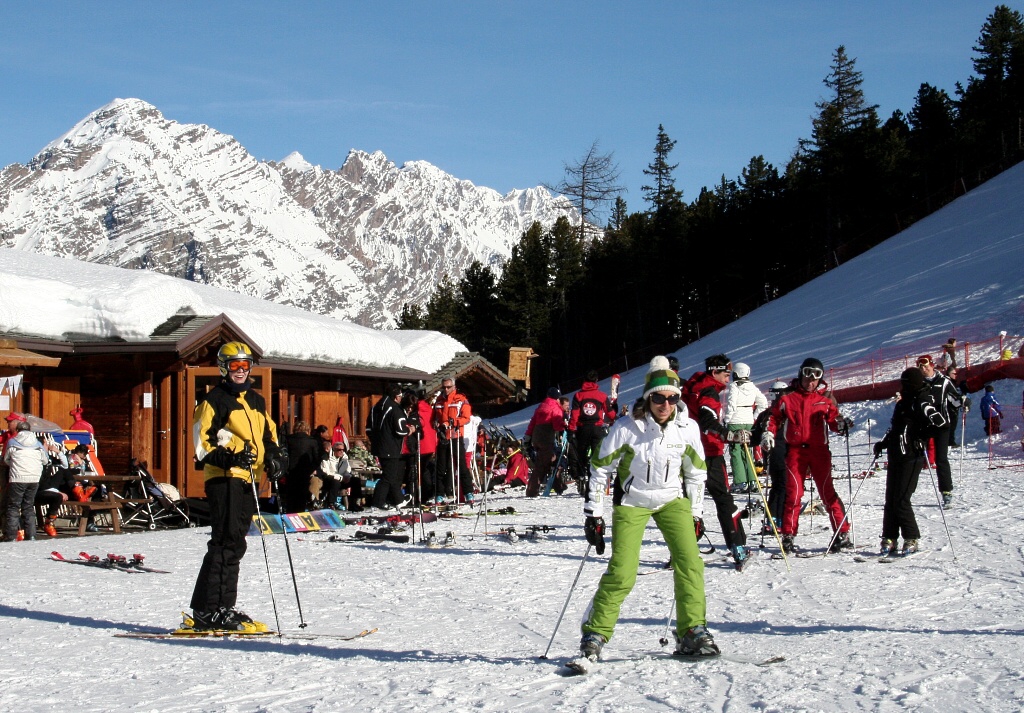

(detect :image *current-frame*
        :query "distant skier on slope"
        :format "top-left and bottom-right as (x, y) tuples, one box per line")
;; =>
(571, 356), (717, 673)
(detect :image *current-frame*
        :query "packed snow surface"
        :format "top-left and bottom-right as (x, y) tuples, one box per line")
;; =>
(1, 418), (1023, 712)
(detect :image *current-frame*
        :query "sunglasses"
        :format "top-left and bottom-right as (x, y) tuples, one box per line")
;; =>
(801, 367), (823, 379)
(649, 392), (681, 405)
(227, 359), (252, 371)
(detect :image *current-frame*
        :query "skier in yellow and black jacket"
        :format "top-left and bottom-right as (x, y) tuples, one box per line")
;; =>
(189, 341), (287, 632)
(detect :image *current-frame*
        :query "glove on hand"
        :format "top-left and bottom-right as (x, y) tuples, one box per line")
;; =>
(726, 430), (751, 444)
(206, 446), (254, 472)
(761, 432), (775, 451)
(522, 435), (532, 447)
(873, 441), (885, 458)
(694, 517), (705, 541)
(835, 416), (854, 436)
(264, 444), (289, 483)
(585, 516), (606, 555)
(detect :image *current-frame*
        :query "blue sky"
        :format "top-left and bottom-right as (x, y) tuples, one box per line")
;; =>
(0, 2), (1004, 217)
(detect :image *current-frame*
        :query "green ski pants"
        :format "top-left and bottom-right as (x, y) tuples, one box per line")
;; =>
(728, 423), (756, 485)
(581, 496), (706, 641)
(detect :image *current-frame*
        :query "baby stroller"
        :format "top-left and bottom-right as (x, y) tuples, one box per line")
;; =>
(118, 458), (193, 529)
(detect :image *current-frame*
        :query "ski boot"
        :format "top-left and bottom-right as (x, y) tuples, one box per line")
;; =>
(730, 545), (749, 571)
(673, 625), (721, 657)
(941, 492), (953, 509)
(901, 539), (919, 556)
(781, 535), (799, 554)
(879, 538), (897, 557)
(829, 531), (853, 553)
(569, 632), (606, 671)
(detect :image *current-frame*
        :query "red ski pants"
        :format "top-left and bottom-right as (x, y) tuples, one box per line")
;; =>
(781, 446), (848, 536)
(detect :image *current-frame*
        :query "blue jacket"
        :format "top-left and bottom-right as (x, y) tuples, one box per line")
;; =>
(980, 392), (1002, 419)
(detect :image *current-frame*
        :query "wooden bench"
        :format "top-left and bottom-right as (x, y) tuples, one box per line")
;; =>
(60, 500), (123, 536)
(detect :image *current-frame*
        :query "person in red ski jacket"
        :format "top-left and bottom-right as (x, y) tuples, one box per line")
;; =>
(763, 357), (854, 554)
(681, 354), (749, 569)
(431, 377), (474, 503)
(524, 386), (568, 497)
(568, 371), (616, 473)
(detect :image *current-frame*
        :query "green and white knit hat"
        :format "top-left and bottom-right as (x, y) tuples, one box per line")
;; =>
(643, 356), (681, 399)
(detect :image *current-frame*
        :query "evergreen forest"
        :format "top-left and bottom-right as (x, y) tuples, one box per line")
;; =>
(398, 5), (1024, 400)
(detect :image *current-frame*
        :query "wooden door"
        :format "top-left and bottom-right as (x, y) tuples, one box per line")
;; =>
(182, 366), (273, 498)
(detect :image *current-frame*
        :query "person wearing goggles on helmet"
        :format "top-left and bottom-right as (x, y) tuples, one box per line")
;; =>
(761, 358), (853, 555)
(189, 341), (287, 633)
(570, 356), (715, 674)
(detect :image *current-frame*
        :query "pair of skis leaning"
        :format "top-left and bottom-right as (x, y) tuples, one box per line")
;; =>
(50, 551), (169, 573)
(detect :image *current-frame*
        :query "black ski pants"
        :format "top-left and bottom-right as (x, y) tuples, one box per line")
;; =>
(705, 455), (746, 548)
(927, 427), (952, 493)
(435, 437), (472, 499)
(372, 456), (406, 508)
(4, 482), (39, 540)
(191, 476), (256, 613)
(882, 454), (923, 541)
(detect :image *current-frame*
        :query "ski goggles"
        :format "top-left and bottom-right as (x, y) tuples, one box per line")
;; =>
(916, 355), (933, 366)
(708, 365), (731, 374)
(227, 359), (253, 372)
(801, 366), (824, 380)
(649, 392), (681, 405)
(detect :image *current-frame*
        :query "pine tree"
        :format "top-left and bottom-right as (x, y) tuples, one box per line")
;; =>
(957, 5), (1024, 163)
(548, 140), (623, 241)
(397, 303), (426, 330)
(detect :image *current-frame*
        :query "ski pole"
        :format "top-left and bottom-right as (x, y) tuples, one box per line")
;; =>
(957, 408), (965, 488)
(246, 460), (282, 637)
(659, 597), (675, 647)
(822, 454), (879, 558)
(743, 443), (790, 572)
(845, 432), (855, 546)
(922, 455), (958, 561)
(271, 475), (308, 628)
(539, 544), (591, 659)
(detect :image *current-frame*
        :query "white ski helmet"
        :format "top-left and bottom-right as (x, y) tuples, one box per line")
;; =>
(733, 362), (751, 380)
(769, 380), (788, 398)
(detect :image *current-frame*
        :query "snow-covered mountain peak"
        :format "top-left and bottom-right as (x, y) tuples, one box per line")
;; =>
(1, 98), (578, 328)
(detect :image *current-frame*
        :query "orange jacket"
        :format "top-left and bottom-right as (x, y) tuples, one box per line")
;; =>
(432, 389), (472, 441)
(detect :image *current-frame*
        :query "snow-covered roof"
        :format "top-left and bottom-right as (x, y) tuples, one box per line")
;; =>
(0, 249), (466, 372)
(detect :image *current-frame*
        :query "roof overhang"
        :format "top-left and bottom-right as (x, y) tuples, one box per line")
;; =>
(0, 339), (62, 368)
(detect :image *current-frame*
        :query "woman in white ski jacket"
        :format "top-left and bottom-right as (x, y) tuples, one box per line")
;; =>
(723, 362), (768, 492)
(571, 356), (718, 672)
(3, 420), (52, 541)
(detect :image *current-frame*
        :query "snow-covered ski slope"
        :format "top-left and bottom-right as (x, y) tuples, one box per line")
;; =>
(2, 164), (1024, 712)
(503, 160), (1023, 426)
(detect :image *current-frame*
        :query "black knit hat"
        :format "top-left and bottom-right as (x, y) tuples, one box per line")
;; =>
(705, 353), (731, 371)
(900, 367), (925, 394)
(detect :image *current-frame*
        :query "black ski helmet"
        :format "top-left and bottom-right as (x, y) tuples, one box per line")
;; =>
(799, 357), (824, 376)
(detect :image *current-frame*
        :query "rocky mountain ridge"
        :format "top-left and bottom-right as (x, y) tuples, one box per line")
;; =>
(0, 98), (576, 328)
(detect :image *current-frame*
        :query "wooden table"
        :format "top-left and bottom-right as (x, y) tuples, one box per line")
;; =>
(64, 475), (140, 536)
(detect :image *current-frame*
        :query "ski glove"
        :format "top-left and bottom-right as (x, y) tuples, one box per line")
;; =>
(264, 444), (289, 483)
(761, 432), (775, 451)
(694, 517), (705, 541)
(205, 446), (255, 472)
(834, 416), (854, 436)
(585, 516), (606, 555)
(873, 440), (885, 458)
(726, 430), (751, 444)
